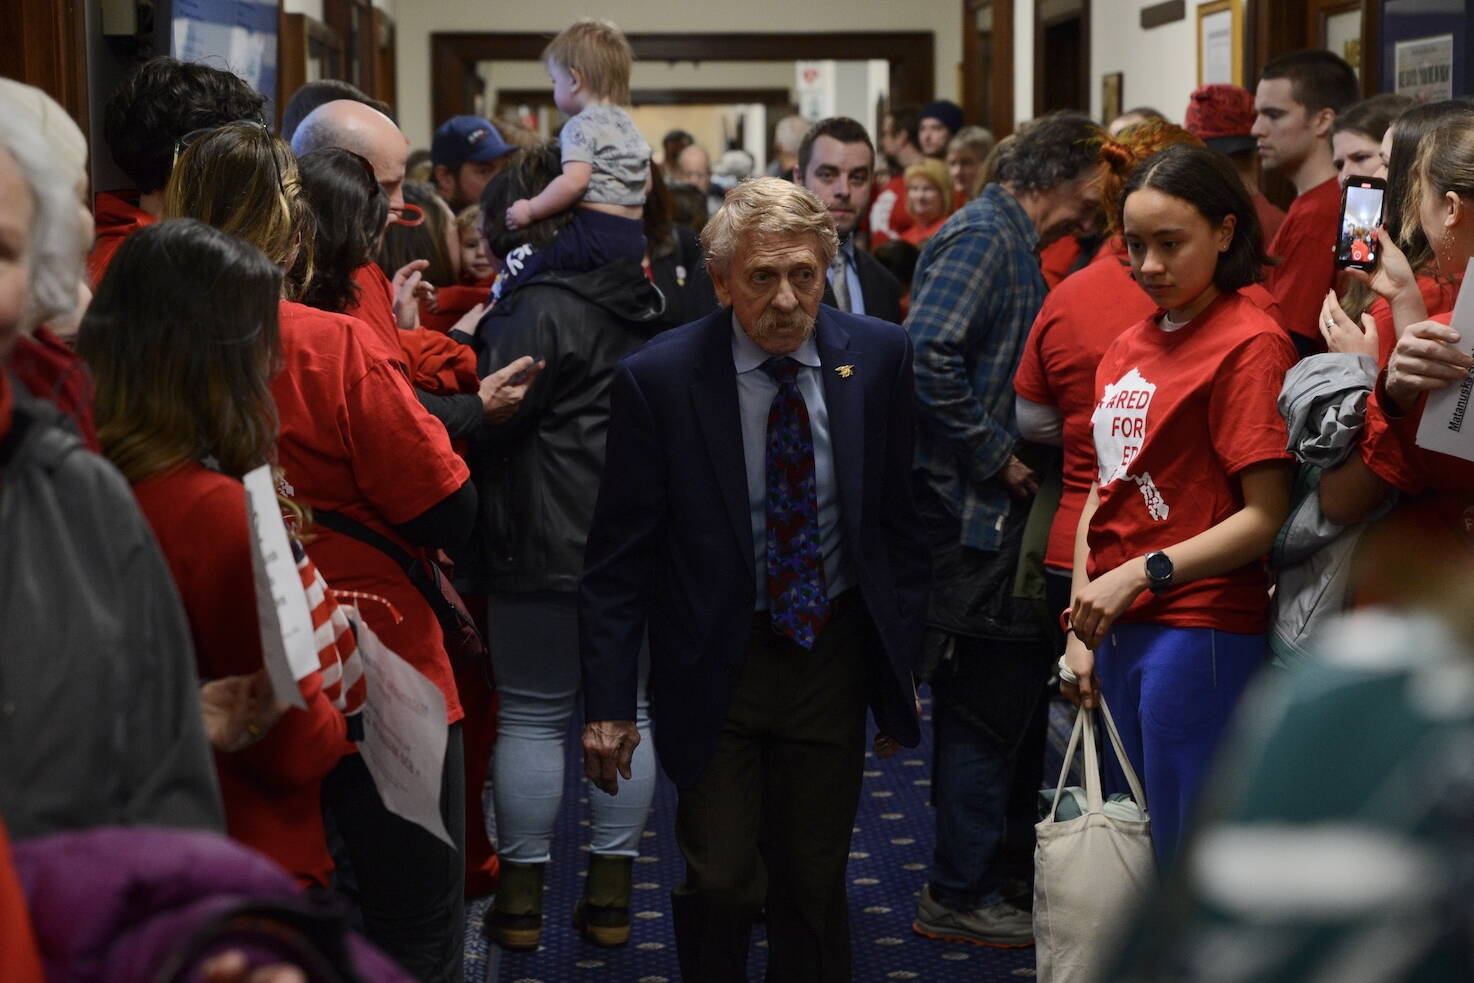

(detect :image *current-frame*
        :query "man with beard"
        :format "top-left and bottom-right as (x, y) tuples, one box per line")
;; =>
(578, 177), (929, 982)
(794, 117), (903, 323)
(904, 110), (1113, 947)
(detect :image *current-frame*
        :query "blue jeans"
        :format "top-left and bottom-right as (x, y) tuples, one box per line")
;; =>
(489, 591), (655, 863)
(1093, 623), (1266, 868)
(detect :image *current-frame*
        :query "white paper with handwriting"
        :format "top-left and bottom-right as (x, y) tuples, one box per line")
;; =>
(1415, 259), (1474, 462)
(244, 464), (316, 709)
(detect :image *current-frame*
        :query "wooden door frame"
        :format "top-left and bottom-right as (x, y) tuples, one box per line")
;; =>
(962, 0), (1014, 136)
(1034, 0), (1091, 117)
(430, 31), (935, 130)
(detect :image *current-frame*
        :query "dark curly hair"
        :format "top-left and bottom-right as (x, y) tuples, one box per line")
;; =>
(478, 142), (574, 260)
(991, 111), (1107, 193)
(103, 56), (266, 194)
(296, 149), (388, 314)
(1121, 143), (1270, 292)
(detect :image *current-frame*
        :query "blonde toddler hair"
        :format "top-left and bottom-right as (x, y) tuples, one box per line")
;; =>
(543, 19), (634, 105)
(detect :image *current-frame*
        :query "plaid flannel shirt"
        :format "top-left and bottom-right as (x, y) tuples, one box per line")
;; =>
(905, 183), (1046, 552)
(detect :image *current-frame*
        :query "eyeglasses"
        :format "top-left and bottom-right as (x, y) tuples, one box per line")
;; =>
(171, 119), (285, 196)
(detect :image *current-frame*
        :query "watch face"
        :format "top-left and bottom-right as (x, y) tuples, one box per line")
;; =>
(1146, 552), (1172, 581)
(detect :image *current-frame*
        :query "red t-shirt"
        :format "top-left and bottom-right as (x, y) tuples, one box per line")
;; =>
(1088, 291), (1296, 633)
(272, 300), (469, 723)
(87, 191), (156, 288)
(0, 820), (41, 983)
(1015, 238), (1285, 571)
(132, 462), (350, 887)
(1039, 236), (1082, 290)
(1252, 192), (1286, 246)
(7, 327), (99, 451)
(1266, 176), (1341, 346)
(420, 283), (490, 334)
(868, 174), (914, 246)
(1368, 273), (1461, 367)
(345, 264), (410, 372)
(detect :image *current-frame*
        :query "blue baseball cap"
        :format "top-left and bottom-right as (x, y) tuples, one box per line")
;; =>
(431, 115), (515, 167)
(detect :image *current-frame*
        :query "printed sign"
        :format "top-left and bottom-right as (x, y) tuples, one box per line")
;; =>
(1394, 35), (1454, 103)
(1415, 258), (1474, 462)
(244, 464), (316, 708)
(352, 609), (453, 847)
(1092, 367), (1171, 521)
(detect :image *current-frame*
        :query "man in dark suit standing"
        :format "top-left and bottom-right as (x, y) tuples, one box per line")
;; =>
(579, 177), (928, 982)
(794, 117), (904, 324)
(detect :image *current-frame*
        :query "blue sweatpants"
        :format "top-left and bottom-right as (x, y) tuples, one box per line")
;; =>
(1092, 623), (1266, 870)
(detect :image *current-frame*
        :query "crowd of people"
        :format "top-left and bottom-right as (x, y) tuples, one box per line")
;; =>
(2, 15), (1473, 982)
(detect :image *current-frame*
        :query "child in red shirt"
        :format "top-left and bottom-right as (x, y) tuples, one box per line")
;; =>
(422, 205), (495, 334)
(1061, 145), (1296, 866)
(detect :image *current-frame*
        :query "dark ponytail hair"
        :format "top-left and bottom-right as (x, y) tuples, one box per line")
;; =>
(1120, 143), (1271, 292)
(296, 148), (388, 314)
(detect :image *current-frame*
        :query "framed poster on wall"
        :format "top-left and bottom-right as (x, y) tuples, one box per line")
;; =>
(1101, 72), (1122, 126)
(1381, 0), (1471, 101)
(1197, 0), (1243, 85)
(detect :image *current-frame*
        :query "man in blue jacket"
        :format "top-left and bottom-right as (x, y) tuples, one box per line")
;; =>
(578, 177), (929, 982)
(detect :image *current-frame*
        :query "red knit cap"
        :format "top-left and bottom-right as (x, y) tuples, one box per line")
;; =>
(1184, 84), (1256, 145)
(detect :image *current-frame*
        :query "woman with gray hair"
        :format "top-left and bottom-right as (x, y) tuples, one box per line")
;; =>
(0, 83), (97, 448)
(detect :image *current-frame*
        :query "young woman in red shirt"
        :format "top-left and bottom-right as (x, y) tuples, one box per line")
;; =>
(164, 124), (485, 983)
(80, 218), (352, 887)
(1061, 144), (1297, 866)
(1319, 109), (1474, 597)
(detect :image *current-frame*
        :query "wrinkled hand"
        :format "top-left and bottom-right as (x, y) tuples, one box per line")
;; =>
(1000, 455), (1039, 500)
(1070, 559), (1148, 650)
(392, 259), (432, 330)
(199, 949), (308, 983)
(1319, 290), (1380, 360)
(1385, 318), (1474, 412)
(479, 355), (545, 422)
(1059, 635), (1098, 710)
(505, 199), (535, 229)
(582, 720), (639, 796)
(200, 669), (289, 753)
(1345, 228), (1417, 303)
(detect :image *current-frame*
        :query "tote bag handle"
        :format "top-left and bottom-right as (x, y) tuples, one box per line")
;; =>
(1046, 694), (1149, 822)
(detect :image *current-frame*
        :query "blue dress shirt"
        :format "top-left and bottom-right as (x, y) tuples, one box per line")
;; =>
(731, 314), (854, 610)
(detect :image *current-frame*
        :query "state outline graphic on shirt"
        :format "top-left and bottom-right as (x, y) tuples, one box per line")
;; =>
(1092, 365), (1170, 521)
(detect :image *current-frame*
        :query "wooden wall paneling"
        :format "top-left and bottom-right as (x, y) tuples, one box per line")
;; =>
(278, 11), (307, 131)
(991, 0), (1015, 136)
(0, 0), (89, 134)
(372, 7), (397, 114)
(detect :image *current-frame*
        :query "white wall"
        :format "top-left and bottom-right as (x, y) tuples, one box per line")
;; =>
(394, 0), (962, 148)
(1089, 0), (1224, 125)
(1013, 0), (1034, 125)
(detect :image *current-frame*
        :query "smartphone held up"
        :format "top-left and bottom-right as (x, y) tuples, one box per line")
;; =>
(1335, 176), (1386, 273)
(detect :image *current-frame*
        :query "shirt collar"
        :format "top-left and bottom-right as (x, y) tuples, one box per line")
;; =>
(731, 311), (822, 373)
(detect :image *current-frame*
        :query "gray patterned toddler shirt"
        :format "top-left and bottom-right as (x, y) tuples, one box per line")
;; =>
(560, 104), (651, 206)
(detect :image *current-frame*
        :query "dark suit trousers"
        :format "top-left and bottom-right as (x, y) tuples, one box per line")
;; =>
(672, 590), (872, 983)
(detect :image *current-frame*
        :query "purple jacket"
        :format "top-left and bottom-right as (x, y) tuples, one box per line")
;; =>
(14, 827), (413, 982)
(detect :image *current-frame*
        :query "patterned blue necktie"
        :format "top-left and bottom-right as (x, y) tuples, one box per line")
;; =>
(762, 356), (830, 649)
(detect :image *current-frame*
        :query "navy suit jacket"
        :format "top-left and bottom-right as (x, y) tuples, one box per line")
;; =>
(578, 304), (930, 789)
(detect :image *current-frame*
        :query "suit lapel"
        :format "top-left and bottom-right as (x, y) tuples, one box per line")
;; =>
(816, 310), (865, 539)
(688, 309), (757, 581)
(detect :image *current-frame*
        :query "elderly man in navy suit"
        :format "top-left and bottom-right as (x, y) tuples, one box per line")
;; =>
(578, 177), (929, 982)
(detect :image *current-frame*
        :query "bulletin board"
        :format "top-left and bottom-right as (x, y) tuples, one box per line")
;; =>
(171, 0), (279, 121)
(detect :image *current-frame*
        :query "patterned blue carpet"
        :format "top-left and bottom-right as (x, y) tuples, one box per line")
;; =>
(464, 692), (1074, 982)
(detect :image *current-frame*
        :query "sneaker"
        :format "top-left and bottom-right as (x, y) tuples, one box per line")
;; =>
(912, 885), (1034, 947)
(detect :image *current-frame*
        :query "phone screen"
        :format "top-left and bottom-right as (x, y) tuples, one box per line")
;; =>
(1336, 181), (1385, 270)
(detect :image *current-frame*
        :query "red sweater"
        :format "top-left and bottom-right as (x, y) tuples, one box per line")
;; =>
(132, 463), (351, 887)
(87, 191), (156, 289)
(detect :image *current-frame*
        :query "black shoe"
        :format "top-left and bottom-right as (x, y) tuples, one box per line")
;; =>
(573, 898), (631, 947)
(487, 908), (543, 951)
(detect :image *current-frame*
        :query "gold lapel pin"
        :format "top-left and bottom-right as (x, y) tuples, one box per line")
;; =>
(836, 364), (854, 378)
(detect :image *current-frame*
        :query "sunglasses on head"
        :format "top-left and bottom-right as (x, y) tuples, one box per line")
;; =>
(172, 119), (285, 195)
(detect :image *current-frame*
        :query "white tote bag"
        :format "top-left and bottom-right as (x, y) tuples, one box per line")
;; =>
(1033, 696), (1155, 983)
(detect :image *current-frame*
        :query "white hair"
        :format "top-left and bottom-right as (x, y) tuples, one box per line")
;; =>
(0, 112), (84, 331)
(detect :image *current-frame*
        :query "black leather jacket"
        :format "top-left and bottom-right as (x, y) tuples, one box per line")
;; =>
(453, 259), (665, 594)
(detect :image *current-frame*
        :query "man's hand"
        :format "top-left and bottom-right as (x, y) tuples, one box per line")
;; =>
(582, 719), (640, 796)
(1386, 319), (1474, 412)
(505, 199), (535, 229)
(479, 355), (545, 422)
(391, 259), (433, 330)
(200, 669), (289, 753)
(1000, 455), (1039, 500)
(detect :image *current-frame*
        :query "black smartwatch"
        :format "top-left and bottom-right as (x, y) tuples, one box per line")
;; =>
(1144, 550), (1174, 594)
